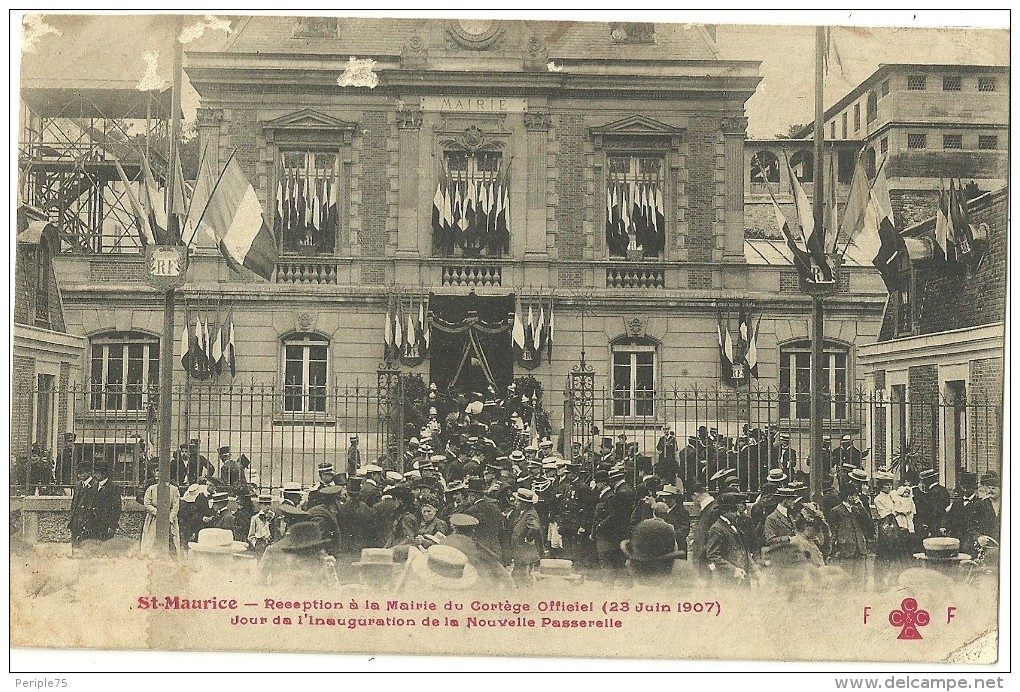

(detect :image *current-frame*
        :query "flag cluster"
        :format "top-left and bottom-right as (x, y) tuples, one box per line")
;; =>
(837, 156), (906, 291)
(606, 178), (666, 258)
(432, 160), (511, 256)
(181, 315), (236, 380)
(275, 156), (341, 251)
(717, 306), (760, 385)
(934, 178), (983, 264)
(112, 154), (187, 248)
(384, 296), (430, 366)
(512, 296), (554, 370)
(764, 154), (838, 283)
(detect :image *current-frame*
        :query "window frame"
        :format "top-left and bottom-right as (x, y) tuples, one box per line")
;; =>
(978, 135), (999, 150)
(279, 332), (331, 417)
(438, 148), (509, 259)
(750, 150), (781, 184)
(610, 340), (658, 420)
(907, 133), (928, 150)
(830, 121), (836, 140)
(906, 74), (927, 91)
(893, 253), (915, 337)
(789, 151), (813, 182)
(778, 341), (851, 421)
(942, 134), (963, 150)
(605, 153), (667, 260)
(881, 79), (890, 97)
(88, 332), (160, 413)
(275, 148), (342, 256)
(977, 77), (997, 92)
(853, 103), (861, 132)
(841, 112), (848, 139)
(942, 75), (962, 92)
(866, 91), (878, 123)
(880, 137), (889, 156)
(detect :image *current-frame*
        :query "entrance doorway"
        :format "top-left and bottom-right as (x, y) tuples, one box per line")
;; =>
(428, 292), (514, 395)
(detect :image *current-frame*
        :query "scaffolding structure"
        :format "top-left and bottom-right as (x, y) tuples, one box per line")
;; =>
(18, 84), (173, 254)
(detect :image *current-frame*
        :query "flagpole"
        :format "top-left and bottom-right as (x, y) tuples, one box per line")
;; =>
(808, 25), (827, 503)
(155, 14), (184, 554)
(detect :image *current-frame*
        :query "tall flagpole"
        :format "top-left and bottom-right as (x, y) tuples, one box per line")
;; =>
(155, 15), (184, 552)
(808, 26), (827, 502)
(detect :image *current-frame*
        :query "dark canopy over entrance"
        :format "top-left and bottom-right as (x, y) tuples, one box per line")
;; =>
(428, 292), (514, 394)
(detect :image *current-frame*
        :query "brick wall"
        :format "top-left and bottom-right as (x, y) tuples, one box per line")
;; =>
(228, 109), (259, 181)
(887, 150), (1007, 183)
(968, 357), (1003, 476)
(557, 266), (582, 288)
(685, 118), (718, 262)
(359, 111), (389, 273)
(687, 268), (712, 290)
(889, 189), (939, 230)
(907, 364), (939, 465)
(12, 355), (35, 459)
(915, 189), (1007, 335)
(555, 114), (585, 261)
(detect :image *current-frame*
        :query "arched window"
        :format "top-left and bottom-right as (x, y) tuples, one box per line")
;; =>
(89, 331), (160, 412)
(865, 147), (877, 179)
(779, 340), (850, 420)
(281, 332), (330, 413)
(750, 151), (780, 184)
(790, 151), (813, 182)
(611, 336), (657, 418)
(866, 91), (878, 123)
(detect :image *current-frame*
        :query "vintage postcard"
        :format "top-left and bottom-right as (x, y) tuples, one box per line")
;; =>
(9, 11), (1007, 667)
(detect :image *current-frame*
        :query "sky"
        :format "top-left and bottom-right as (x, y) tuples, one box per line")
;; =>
(13, 11), (1011, 139)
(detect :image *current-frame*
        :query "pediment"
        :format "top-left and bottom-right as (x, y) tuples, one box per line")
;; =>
(262, 109), (359, 132)
(590, 114), (685, 149)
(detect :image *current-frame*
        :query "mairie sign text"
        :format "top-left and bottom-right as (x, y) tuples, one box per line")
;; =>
(421, 97), (528, 113)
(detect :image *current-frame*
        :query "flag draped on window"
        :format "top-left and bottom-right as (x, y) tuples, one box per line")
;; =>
(211, 322), (223, 376)
(180, 322), (191, 373)
(512, 296), (526, 362)
(383, 297), (394, 362)
(225, 317), (237, 378)
(606, 157), (665, 258)
(433, 155), (511, 256)
(716, 310), (736, 385)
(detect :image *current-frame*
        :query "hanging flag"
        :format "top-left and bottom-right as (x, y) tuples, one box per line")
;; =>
(789, 158), (833, 282)
(478, 181), (489, 242)
(291, 177), (300, 232)
(383, 298), (394, 361)
(192, 318), (210, 380)
(186, 148), (218, 246)
(454, 182), (466, 232)
(226, 318), (237, 378)
(393, 298), (404, 357)
(512, 296), (526, 359)
(211, 322), (223, 376)
(432, 180), (445, 252)
(848, 158), (904, 290)
(180, 321), (191, 373)
(442, 171), (454, 236)
(201, 154), (279, 280)
(418, 300), (427, 354)
(765, 183), (814, 280)
(140, 156), (169, 245)
(716, 312), (735, 385)
(499, 174), (511, 253)
(112, 155), (156, 248)
(525, 303), (535, 355)
(276, 178), (285, 234)
(423, 297), (431, 350)
(328, 156), (342, 236)
(546, 299), (554, 364)
(949, 179), (977, 255)
(744, 312), (761, 380)
(536, 303), (546, 354)
(823, 150), (839, 254)
(168, 149), (188, 245)
(653, 183), (665, 249)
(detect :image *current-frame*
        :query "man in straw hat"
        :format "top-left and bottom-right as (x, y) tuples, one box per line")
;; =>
(248, 494), (276, 558)
(763, 486), (801, 547)
(912, 468), (949, 546)
(405, 544), (479, 592)
(348, 547), (402, 590)
(463, 477), (507, 564)
(265, 522), (339, 588)
(705, 493), (758, 588)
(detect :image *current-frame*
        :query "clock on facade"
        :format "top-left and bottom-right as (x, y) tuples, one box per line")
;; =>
(448, 19), (504, 49)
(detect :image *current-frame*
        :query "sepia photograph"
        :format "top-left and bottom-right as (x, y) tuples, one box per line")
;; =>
(8, 9), (1009, 677)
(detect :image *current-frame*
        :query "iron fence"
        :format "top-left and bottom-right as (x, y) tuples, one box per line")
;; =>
(10, 380), (1002, 497)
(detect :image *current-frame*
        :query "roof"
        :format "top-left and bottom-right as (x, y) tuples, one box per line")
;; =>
(21, 85), (173, 119)
(744, 238), (870, 268)
(794, 63), (1010, 139)
(17, 219), (50, 245)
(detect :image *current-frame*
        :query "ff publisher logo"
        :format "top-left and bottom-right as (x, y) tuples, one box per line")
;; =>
(888, 598), (930, 640)
(863, 598), (952, 640)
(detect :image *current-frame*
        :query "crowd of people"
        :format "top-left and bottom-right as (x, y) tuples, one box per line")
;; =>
(65, 382), (1001, 594)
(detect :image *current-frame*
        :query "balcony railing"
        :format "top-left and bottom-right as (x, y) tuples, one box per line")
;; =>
(275, 258), (339, 285)
(606, 264), (666, 289)
(441, 263), (502, 287)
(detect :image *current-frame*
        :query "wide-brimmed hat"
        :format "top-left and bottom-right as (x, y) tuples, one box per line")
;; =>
(189, 528), (248, 554)
(410, 545), (479, 590)
(352, 548), (399, 568)
(276, 522), (331, 552)
(316, 462), (335, 474)
(847, 469), (869, 483)
(533, 558), (582, 582)
(539, 439), (554, 449)
(446, 480), (467, 493)
(449, 513), (479, 529)
(873, 471), (895, 484)
(775, 486), (799, 499)
(256, 494), (273, 505)
(276, 503), (309, 517)
(514, 488), (539, 504)
(913, 537), (971, 562)
(656, 484), (680, 497)
(509, 450), (526, 463)
(709, 467), (736, 483)
(766, 468), (788, 483)
(717, 492), (748, 510)
(840, 434), (852, 442)
(384, 471), (403, 483)
(282, 481), (303, 493)
(361, 464), (384, 474)
(918, 468), (939, 482)
(621, 519), (685, 563)
(318, 484), (345, 497)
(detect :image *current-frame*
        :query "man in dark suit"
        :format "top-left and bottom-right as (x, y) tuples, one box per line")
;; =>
(705, 493), (757, 588)
(912, 468), (951, 544)
(828, 487), (873, 583)
(463, 478), (508, 565)
(85, 462), (121, 542)
(691, 483), (720, 578)
(945, 472), (998, 557)
(67, 461), (95, 552)
(832, 435), (864, 469)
